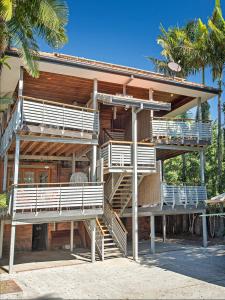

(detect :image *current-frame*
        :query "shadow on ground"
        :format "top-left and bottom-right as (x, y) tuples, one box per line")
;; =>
(135, 238), (225, 288)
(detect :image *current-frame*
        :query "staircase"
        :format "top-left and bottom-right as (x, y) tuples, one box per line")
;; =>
(98, 217), (123, 258)
(106, 173), (144, 214)
(84, 201), (127, 261)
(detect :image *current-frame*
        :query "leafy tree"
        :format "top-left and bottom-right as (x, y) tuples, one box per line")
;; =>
(0, 0), (68, 77)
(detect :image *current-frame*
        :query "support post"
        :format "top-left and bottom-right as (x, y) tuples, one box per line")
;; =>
(202, 214), (207, 248)
(70, 221), (74, 252)
(91, 79), (98, 182)
(2, 153), (8, 192)
(132, 107), (138, 261)
(197, 97), (202, 119)
(0, 220), (4, 259)
(13, 136), (20, 185)
(91, 219), (96, 262)
(200, 149), (205, 185)
(18, 67), (24, 98)
(162, 215), (166, 243)
(9, 223), (16, 274)
(72, 153), (76, 174)
(150, 215), (155, 254)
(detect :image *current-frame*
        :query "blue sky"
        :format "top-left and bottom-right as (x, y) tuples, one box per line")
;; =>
(39, 0), (224, 120)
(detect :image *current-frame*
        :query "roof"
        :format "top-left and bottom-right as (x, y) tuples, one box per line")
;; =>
(7, 48), (220, 95)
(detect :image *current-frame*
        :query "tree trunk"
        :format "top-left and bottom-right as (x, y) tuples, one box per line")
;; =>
(217, 78), (223, 194)
(181, 154), (186, 182)
(201, 67), (210, 121)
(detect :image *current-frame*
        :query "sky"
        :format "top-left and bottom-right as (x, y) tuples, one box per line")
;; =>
(39, 0), (224, 120)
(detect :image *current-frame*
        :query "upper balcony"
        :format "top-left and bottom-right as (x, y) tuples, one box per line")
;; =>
(151, 117), (212, 145)
(0, 97), (99, 157)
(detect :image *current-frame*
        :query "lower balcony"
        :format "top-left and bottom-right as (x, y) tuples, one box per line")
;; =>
(9, 182), (104, 223)
(101, 141), (156, 173)
(161, 184), (207, 208)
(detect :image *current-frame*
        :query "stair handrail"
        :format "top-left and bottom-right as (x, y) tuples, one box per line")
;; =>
(96, 217), (106, 236)
(104, 199), (127, 256)
(110, 208), (128, 234)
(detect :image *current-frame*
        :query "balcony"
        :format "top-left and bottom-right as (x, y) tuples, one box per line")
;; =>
(9, 182), (104, 222)
(0, 97), (99, 157)
(161, 184), (207, 208)
(101, 141), (156, 173)
(151, 117), (212, 145)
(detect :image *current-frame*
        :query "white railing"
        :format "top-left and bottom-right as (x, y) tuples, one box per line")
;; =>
(0, 100), (22, 157)
(23, 97), (99, 133)
(84, 219), (105, 260)
(11, 182), (104, 214)
(104, 201), (127, 255)
(161, 184), (207, 208)
(152, 118), (212, 142)
(101, 141), (156, 171)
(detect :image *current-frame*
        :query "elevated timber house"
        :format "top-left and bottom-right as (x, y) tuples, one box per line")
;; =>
(0, 49), (219, 273)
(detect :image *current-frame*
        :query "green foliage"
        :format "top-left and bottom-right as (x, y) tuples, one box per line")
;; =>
(0, 193), (8, 208)
(0, 0), (69, 77)
(164, 123), (224, 198)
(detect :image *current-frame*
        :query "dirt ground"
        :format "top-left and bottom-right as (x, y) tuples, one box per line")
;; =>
(1, 240), (225, 299)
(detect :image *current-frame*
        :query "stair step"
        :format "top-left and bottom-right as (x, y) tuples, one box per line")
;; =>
(104, 247), (120, 252)
(104, 243), (116, 246)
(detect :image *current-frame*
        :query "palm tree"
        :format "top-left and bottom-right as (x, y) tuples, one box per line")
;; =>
(0, 0), (68, 78)
(150, 20), (211, 120)
(208, 0), (225, 194)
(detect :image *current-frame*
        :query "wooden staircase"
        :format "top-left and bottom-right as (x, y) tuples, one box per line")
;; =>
(98, 217), (123, 258)
(107, 173), (144, 214)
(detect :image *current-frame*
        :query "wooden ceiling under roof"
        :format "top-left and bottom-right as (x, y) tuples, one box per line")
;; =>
(23, 71), (194, 115)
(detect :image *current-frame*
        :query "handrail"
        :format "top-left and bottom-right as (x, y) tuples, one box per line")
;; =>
(96, 218), (106, 236)
(23, 96), (98, 112)
(12, 181), (104, 187)
(113, 210), (128, 234)
(153, 117), (212, 123)
(101, 140), (155, 148)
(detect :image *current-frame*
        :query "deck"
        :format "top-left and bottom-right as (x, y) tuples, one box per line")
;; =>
(0, 97), (99, 157)
(6, 182), (104, 223)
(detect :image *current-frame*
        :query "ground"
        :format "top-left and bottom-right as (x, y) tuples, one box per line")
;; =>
(1, 240), (225, 299)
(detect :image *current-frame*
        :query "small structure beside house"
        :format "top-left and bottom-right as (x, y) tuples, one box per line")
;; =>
(0, 49), (219, 273)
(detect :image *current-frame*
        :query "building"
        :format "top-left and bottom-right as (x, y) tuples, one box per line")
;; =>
(0, 49), (219, 273)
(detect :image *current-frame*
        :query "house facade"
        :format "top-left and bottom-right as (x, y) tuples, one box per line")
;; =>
(0, 49), (219, 273)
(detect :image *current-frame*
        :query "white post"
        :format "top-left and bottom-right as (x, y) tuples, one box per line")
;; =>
(18, 67), (24, 98)
(150, 215), (155, 254)
(70, 221), (74, 252)
(132, 107), (138, 261)
(2, 153), (8, 192)
(13, 136), (20, 185)
(9, 223), (16, 274)
(200, 149), (205, 185)
(91, 219), (96, 262)
(162, 215), (166, 243)
(0, 220), (4, 259)
(91, 79), (98, 182)
(202, 214), (207, 248)
(72, 153), (76, 174)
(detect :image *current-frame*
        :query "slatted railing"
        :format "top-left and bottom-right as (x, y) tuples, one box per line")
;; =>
(11, 182), (104, 215)
(104, 201), (127, 255)
(152, 118), (212, 142)
(161, 184), (207, 208)
(0, 100), (22, 157)
(23, 97), (99, 133)
(101, 141), (156, 171)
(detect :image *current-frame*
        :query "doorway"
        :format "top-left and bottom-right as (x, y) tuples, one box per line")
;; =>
(32, 224), (48, 251)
